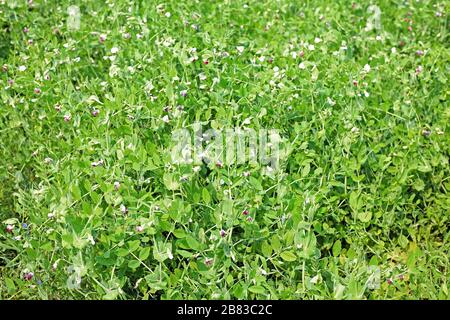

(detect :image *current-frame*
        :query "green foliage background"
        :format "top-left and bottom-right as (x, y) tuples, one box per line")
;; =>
(0, 0), (449, 299)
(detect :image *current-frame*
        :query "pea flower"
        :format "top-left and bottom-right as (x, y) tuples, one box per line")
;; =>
(422, 129), (431, 137)
(205, 258), (213, 266)
(6, 225), (14, 233)
(416, 65), (423, 74)
(24, 272), (34, 281)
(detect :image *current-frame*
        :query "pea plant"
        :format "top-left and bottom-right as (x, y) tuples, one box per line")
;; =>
(0, 0), (449, 300)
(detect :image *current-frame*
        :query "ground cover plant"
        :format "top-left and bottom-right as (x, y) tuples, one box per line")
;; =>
(0, 0), (449, 300)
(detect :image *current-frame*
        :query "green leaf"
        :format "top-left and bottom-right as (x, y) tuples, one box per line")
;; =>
(280, 251), (297, 262)
(116, 248), (129, 257)
(163, 173), (179, 190)
(177, 249), (193, 258)
(128, 260), (140, 269)
(128, 240), (141, 252)
(5, 278), (16, 292)
(261, 241), (272, 257)
(173, 229), (187, 238)
(301, 163), (311, 177)
(332, 240), (342, 257)
(186, 235), (201, 251)
(349, 191), (360, 211)
(71, 184), (82, 201)
(249, 176), (263, 191)
(139, 247), (150, 260)
(358, 211), (372, 223)
(248, 285), (266, 294)
(202, 188), (211, 204)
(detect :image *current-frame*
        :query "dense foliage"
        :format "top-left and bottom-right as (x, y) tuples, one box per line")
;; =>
(0, 0), (449, 299)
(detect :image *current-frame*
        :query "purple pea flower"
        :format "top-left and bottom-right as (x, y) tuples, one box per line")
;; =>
(24, 272), (34, 281)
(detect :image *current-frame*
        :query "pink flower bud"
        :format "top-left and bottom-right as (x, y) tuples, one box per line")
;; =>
(6, 225), (13, 233)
